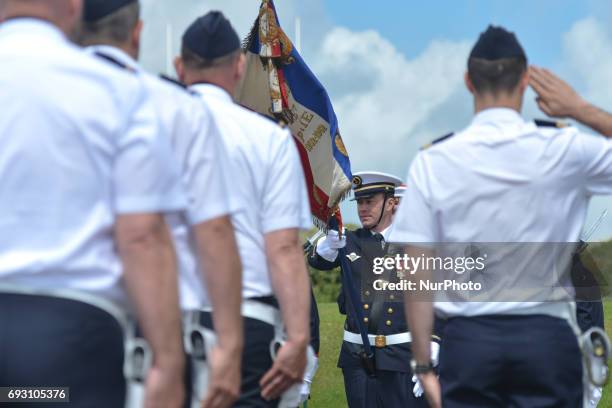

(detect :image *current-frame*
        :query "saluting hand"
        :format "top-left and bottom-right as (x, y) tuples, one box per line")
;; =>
(201, 346), (241, 408)
(260, 339), (308, 401)
(529, 65), (587, 119)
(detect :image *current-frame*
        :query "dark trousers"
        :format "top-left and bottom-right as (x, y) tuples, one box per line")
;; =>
(200, 311), (278, 408)
(440, 314), (583, 408)
(342, 367), (428, 408)
(0, 293), (125, 407)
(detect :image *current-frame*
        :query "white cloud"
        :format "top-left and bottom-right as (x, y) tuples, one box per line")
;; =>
(139, 0), (321, 75)
(561, 17), (612, 240)
(136, 2), (612, 238)
(562, 17), (612, 109)
(309, 28), (472, 223)
(313, 27), (471, 181)
(329, 18), (612, 233)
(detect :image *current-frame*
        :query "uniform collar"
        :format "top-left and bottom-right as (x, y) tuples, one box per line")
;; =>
(471, 107), (524, 126)
(0, 18), (67, 43)
(370, 226), (391, 240)
(87, 45), (141, 72)
(190, 83), (233, 103)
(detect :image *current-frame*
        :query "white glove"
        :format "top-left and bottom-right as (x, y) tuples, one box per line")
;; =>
(588, 384), (602, 408)
(298, 356), (319, 404)
(412, 374), (425, 398)
(315, 230), (346, 262)
(412, 342), (441, 398)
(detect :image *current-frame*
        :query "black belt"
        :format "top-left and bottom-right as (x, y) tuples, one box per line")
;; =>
(248, 296), (278, 308)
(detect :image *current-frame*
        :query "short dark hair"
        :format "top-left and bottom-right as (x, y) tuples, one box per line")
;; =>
(180, 46), (241, 71)
(78, 2), (140, 46)
(467, 56), (527, 95)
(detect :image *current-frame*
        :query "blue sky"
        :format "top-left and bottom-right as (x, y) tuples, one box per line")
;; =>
(141, 0), (612, 240)
(324, 0), (591, 66)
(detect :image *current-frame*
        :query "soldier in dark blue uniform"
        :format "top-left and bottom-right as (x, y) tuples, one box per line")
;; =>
(309, 172), (437, 408)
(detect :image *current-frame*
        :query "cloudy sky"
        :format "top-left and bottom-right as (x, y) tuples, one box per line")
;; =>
(140, 0), (612, 239)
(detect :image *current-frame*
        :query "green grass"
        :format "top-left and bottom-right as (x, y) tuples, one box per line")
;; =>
(309, 303), (347, 407)
(308, 302), (612, 407)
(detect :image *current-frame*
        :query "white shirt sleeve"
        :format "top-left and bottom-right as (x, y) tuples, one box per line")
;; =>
(261, 128), (312, 233)
(113, 85), (186, 214)
(580, 132), (612, 196)
(389, 153), (439, 243)
(183, 103), (233, 226)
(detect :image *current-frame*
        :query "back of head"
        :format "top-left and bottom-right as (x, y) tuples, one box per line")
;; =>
(2, 0), (82, 34)
(77, 0), (140, 50)
(467, 25), (527, 97)
(177, 11), (243, 91)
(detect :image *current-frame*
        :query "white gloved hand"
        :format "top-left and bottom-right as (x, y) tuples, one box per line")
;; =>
(298, 356), (319, 404)
(588, 385), (602, 408)
(315, 230), (346, 262)
(412, 341), (441, 398)
(412, 374), (424, 398)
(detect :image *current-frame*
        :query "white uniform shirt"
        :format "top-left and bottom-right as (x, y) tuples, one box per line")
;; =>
(0, 20), (185, 309)
(389, 108), (612, 318)
(191, 84), (312, 303)
(86, 46), (235, 310)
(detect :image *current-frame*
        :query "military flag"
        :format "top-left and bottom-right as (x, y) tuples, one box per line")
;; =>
(237, 0), (352, 227)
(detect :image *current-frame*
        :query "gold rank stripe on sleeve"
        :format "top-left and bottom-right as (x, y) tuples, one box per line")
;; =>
(534, 119), (569, 128)
(421, 132), (455, 150)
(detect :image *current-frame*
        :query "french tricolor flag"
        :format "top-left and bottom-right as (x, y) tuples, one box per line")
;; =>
(236, 0), (352, 227)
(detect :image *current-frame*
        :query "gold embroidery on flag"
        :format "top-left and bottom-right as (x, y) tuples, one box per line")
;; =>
(335, 134), (348, 156)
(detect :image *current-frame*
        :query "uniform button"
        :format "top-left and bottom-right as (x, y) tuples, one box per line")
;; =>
(387, 308), (394, 314)
(364, 304), (370, 310)
(389, 294), (395, 300)
(363, 317), (369, 324)
(365, 291), (371, 296)
(386, 320), (392, 326)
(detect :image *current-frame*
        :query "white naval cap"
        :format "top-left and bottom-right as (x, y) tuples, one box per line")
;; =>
(351, 171), (403, 200)
(394, 184), (407, 198)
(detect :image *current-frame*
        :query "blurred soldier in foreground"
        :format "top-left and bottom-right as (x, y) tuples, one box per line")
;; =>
(309, 172), (436, 408)
(0, 0), (186, 406)
(175, 11), (313, 408)
(78, 1), (245, 407)
(391, 26), (612, 407)
(531, 65), (612, 408)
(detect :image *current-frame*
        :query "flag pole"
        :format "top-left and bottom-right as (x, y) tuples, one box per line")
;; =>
(165, 23), (173, 76)
(295, 17), (302, 54)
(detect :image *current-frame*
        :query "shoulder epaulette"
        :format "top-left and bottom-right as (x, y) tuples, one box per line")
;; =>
(94, 52), (136, 74)
(534, 119), (569, 128)
(159, 74), (188, 90)
(421, 132), (454, 150)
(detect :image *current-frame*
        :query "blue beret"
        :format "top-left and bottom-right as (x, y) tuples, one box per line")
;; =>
(469, 25), (526, 61)
(83, 0), (137, 22)
(182, 11), (240, 61)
